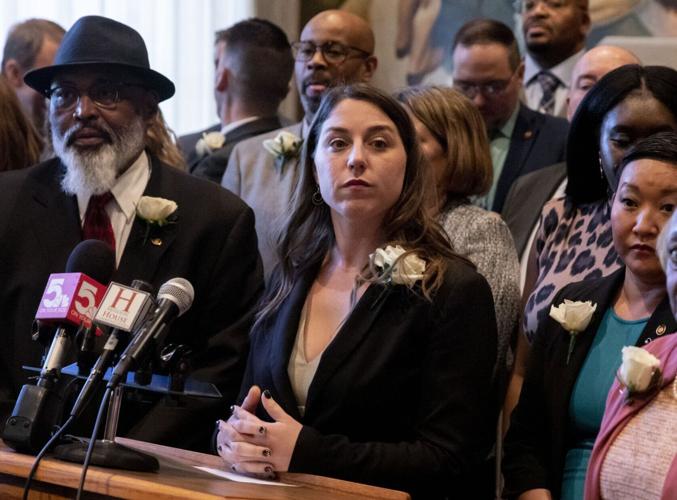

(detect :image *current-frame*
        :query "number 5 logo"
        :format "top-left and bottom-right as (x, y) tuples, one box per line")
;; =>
(74, 281), (99, 319)
(42, 278), (69, 308)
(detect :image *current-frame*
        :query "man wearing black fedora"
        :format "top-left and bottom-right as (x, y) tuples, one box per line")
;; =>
(0, 16), (263, 452)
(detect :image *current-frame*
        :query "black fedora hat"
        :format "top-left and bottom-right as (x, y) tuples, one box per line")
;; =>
(24, 15), (175, 101)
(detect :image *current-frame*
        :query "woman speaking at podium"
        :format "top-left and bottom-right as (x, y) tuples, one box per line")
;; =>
(216, 84), (498, 499)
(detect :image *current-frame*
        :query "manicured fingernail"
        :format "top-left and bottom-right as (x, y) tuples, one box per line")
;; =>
(262, 449), (271, 457)
(263, 390), (271, 399)
(217, 444), (222, 452)
(265, 466), (273, 473)
(258, 425), (266, 435)
(231, 464), (237, 472)
(229, 405), (236, 414)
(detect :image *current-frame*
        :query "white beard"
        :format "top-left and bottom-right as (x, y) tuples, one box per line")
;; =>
(53, 117), (146, 197)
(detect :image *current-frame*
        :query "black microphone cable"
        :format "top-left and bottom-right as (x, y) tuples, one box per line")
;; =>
(75, 385), (112, 500)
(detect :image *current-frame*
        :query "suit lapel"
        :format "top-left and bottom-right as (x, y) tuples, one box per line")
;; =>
(226, 117), (282, 145)
(114, 159), (178, 285)
(267, 268), (318, 421)
(303, 281), (391, 419)
(551, 268), (625, 437)
(27, 161), (82, 263)
(494, 106), (540, 211)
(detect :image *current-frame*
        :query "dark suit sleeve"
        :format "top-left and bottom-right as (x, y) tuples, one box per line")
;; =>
(502, 321), (551, 497)
(190, 202), (263, 404)
(289, 269), (498, 495)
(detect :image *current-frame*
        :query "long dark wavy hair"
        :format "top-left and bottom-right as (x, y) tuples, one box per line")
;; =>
(253, 84), (464, 331)
(566, 64), (677, 205)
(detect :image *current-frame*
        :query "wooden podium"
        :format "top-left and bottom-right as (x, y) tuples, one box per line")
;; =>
(0, 438), (409, 499)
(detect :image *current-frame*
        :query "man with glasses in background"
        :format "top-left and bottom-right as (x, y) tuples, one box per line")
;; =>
(451, 18), (568, 213)
(0, 16), (263, 451)
(522, 0), (590, 117)
(223, 9), (377, 279)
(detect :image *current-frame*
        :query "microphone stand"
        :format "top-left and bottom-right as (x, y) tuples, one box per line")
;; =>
(53, 372), (159, 472)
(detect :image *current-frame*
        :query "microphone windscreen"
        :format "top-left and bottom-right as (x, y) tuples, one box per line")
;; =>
(158, 278), (194, 317)
(65, 240), (115, 283)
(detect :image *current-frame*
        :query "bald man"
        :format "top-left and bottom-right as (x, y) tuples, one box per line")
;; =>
(503, 44), (640, 283)
(223, 10), (378, 279)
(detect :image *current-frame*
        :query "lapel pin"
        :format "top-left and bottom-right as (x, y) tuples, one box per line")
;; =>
(524, 130), (533, 140)
(656, 324), (667, 336)
(151, 238), (163, 246)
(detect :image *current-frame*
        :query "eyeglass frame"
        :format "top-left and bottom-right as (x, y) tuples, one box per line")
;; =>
(291, 41), (371, 65)
(452, 67), (521, 99)
(45, 81), (148, 112)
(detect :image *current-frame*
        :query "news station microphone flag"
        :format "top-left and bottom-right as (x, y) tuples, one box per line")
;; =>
(3, 240), (115, 453)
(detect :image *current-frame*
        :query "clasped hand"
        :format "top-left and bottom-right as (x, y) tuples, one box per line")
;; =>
(216, 385), (302, 478)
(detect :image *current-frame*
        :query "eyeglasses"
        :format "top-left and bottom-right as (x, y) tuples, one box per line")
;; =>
(291, 41), (371, 65)
(453, 69), (518, 99)
(521, 0), (568, 12)
(46, 81), (145, 111)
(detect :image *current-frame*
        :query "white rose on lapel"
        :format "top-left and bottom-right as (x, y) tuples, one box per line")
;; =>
(549, 299), (597, 364)
(195, 131), (225, 158)
(136, 196), (178, 226)
(263, 131), (302, 160)
(619, 346), (661, 395)
(370, 245), (426, 287)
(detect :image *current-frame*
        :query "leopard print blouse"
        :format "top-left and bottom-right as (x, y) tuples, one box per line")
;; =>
(523, 196), (623, 342)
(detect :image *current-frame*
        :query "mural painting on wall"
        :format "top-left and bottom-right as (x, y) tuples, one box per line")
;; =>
(303, 0), (677, 90)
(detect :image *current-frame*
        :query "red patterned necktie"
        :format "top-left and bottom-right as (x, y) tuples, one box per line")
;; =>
(82, 192), (116, 252)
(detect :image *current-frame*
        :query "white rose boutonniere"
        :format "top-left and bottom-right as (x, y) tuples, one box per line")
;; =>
(549, 299), (597, 365)
(370, 245), (426, 288)
(263, 131), (302, 170)
(617, 346), (662, 404)
(136, 196), (178, 245)
(195, 131), (226, 158)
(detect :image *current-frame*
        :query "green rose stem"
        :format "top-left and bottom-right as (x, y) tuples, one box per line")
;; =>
(567, 332), (577, 365)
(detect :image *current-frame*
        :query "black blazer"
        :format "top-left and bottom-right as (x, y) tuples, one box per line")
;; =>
(503, 268), (676, 499)
(239, 259), (498, 499)
(191, 116), (283, 183)
(178, 123), (220, 166)
(0, 156), (264, 451)
(492, 105), (568, 213)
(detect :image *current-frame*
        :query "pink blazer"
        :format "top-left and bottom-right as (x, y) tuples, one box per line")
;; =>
(584, 334), (677, 500)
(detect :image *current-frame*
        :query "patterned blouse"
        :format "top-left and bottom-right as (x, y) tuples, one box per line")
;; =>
(439, 198), (520, 373)
(523, 196), (623, 342)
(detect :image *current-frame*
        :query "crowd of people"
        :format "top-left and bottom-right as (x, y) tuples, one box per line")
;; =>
(0, 1), (675, 499)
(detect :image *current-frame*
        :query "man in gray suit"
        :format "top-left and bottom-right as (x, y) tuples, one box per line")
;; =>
(223, 9), (378, 279)
(179, 18), (293, 182)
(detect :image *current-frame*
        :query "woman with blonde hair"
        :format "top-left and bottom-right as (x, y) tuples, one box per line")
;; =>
(0, 75), (42, 171)
(216, 84), (498, 499)
(397, 85), (520, 386)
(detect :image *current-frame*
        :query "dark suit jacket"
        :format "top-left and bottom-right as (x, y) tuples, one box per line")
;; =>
(239, 259), (498, 499)
(190, 116), (282, 183)
(492, 105), (569, 213)
(503, 268), (676, 499)
(0, 156), (264, 451)
(502, 162), (567, 257)
(178, 123), (220, 167)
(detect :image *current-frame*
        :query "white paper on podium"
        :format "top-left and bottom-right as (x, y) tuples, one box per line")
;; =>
(194, 466), (298, 487)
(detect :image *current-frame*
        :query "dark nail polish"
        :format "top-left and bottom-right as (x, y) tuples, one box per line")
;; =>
(265, 466), (273, 473)
(229, 405), (235, 414)
(258, 425), (266, 434)
(262, 449), (271, 457)
(231, 464), (237, 472)
(217, 444), (222, 452)
(263, 389), (271, 399)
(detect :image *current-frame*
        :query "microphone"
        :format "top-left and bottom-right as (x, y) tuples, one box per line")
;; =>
(108, 278), (194, 390)
(3, 240), (115, 453)
(68, 280), (155, 419)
